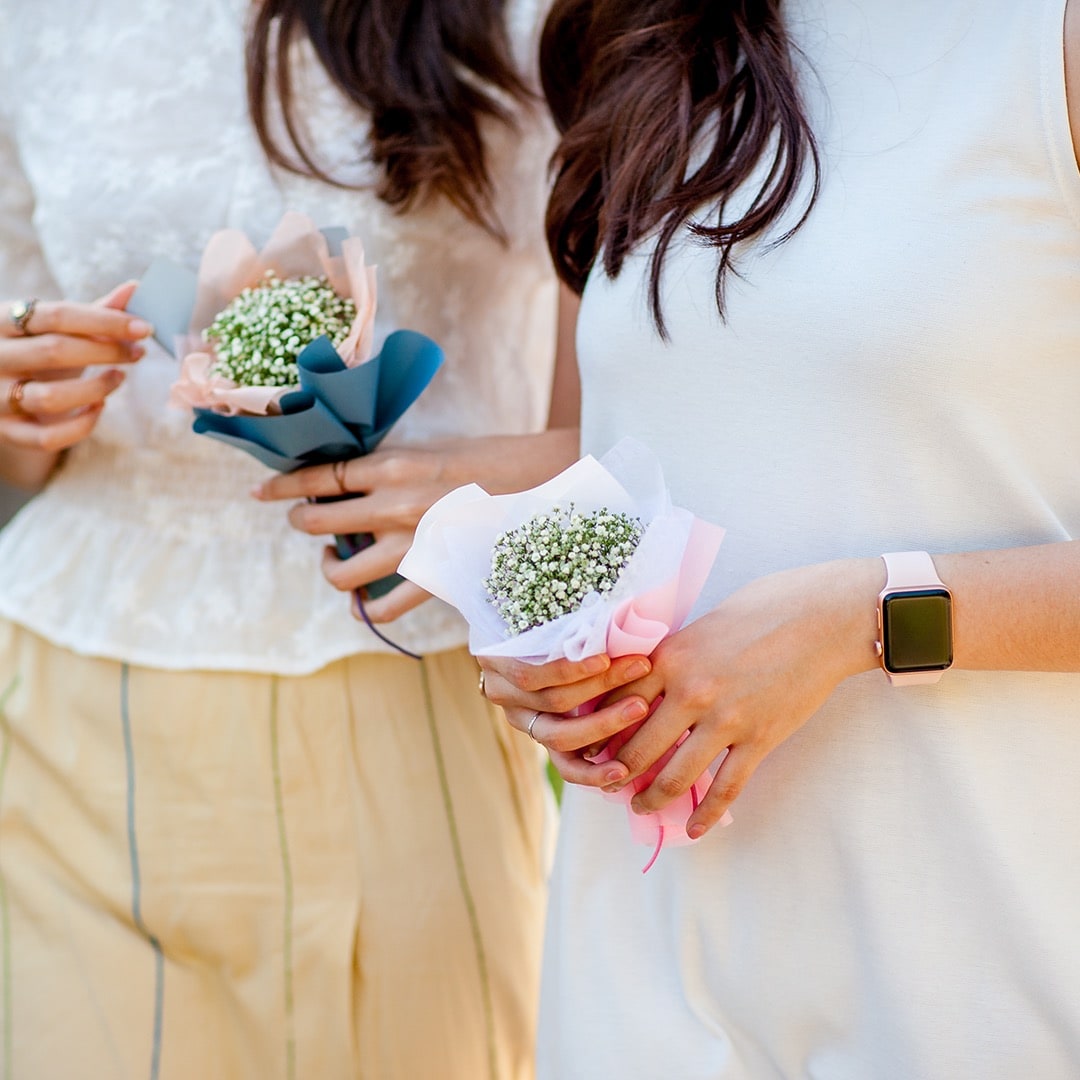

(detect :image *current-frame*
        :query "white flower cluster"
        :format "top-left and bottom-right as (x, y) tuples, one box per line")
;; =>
(205, 270), (356, 388)
(485, 504), (644, 635)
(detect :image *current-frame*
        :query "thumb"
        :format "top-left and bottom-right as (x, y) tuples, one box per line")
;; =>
(96, 280), (139, 311)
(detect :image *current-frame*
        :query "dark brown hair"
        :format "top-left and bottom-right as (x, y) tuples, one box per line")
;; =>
(248, 0), (530, 236)
(542, 0), (819, 334)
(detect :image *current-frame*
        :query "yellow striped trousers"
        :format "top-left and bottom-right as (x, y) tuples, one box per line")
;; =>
(0, 622), (551, 1079)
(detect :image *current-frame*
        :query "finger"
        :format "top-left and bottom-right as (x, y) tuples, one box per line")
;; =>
(607, 695), (698, 790)
(97, 280), (139, 310)
(523, 695), (650, 756)
(360, 580), (432, 623)
(255, 461), (359, 503)
(287, 493), (380, 537)
(481, 653), (653, 713)
(0, 332), (144, 375)
(685, 744), (763, 838)
(1, 298), (152, 342)
(0, 404), (104, 452)
(627, 726), (727, 815)
(6, 369), (125, 419)
(549, 747), (631, 790)
(320, 538), (406, 595)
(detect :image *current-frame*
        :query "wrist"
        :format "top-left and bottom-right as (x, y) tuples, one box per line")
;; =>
(829, 556), (888, 680)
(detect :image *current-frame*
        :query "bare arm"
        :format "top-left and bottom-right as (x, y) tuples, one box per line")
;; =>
(547, 284), (581, 430)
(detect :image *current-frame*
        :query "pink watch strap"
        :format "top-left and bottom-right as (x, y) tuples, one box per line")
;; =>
(881, 551), (946, 592)
(877, 551), (951, 685)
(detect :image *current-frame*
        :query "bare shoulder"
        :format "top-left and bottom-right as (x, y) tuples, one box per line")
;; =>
(1065, 0), (1080, 165)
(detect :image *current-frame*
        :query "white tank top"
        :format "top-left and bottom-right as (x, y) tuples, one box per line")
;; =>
(543, 1), (1080, 1076)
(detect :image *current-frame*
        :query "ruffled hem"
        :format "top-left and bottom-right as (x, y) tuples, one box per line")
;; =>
(0, 461), (469, 676)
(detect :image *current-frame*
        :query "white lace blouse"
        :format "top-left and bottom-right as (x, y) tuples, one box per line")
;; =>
(0, 0), (557, 673)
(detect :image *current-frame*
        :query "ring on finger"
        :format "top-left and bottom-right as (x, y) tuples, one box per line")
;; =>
(8, 298), (37, 336)
(527, 710), (542, 742)
(332, 459), (350, 495)
(477, 669), (486, 697)
(6, 378), (31, 418)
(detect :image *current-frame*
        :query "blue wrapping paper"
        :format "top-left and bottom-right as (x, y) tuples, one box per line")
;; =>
(129, 255), (444, 598)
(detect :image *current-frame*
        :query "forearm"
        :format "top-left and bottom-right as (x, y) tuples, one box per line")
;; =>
(0, 446), (61, 491)
(434, 428), (580, 494)
(833, 540), (1080, 679)
(938, 541), (1080, 672)
(547, 284), (581, 430)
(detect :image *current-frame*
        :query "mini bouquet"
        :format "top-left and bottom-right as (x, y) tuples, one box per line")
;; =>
(127, 212), (443, 602)
(399, 437), (728, 869)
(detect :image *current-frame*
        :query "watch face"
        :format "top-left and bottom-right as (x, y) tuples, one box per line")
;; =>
(881, 589), (953, 673)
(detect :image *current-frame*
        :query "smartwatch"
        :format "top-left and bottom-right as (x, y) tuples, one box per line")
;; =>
(875, 551), (953, 685)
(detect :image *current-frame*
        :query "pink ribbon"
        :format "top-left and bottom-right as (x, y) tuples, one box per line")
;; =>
(582, 517), (730, 871)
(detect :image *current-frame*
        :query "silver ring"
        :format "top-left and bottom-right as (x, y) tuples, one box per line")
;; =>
(527, 710), (542, 742)
(477, 669), (486, 697)
(9, 298), (37, 336)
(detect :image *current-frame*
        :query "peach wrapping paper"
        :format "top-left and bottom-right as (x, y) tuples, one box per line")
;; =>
(399, 438), (728, 861)
(168, 211), (378, 415)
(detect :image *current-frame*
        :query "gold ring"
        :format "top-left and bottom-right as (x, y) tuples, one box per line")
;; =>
(332, 459), (349, 495)
(9, 298), (37, 336)
(527, 710), (542, 741)
(6, 378), (31, 418)
(477, 669), (486, 696)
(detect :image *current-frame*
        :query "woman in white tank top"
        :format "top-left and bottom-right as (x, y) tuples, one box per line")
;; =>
(480, 0), (1080, 1076)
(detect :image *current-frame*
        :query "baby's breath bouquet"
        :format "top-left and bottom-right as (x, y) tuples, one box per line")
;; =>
(202, 270), (356, 392)
(168, 211), (378, 416)
(399, 438), (727, 863)
(486, 505), (644, 635)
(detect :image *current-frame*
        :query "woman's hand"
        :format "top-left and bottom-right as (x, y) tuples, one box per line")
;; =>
(253, 428), (580, 622)
(0, 284), (151, 471)
(601, 558), (883, 838)
(478, 651), (657, 791)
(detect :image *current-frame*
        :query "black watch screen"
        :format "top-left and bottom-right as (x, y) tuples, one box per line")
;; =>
(881, 589), (953, 673)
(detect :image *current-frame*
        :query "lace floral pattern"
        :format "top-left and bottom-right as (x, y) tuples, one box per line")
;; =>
(0, 0), (558, 672)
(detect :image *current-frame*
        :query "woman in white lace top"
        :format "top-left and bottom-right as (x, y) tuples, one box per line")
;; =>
(0, 1), (569, 1076)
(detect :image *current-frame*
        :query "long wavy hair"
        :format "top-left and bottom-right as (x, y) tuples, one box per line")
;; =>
(248, 0), (529, 236)
(542, 0), (819, 334)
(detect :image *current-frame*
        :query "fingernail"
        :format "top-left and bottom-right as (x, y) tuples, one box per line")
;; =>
(625, 660), (650, 679)
(249, 485), (265, 499)
(687, 823), (707, 840)
(583, 655), (609, 675)
(106, 369), (125, 386)
(129, 345), (145, 360)
(128, 319), (153, 337)
(623, 698), (648, 721)
(604, 780), (628, 794)
(602, 767), (626, 785)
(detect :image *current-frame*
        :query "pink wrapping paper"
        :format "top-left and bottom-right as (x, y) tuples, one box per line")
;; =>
(578, 516), (729, 868)
(399, 438), (729, 868)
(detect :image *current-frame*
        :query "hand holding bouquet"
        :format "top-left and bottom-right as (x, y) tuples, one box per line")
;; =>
(399, 438), (728, 867)
(128, 211), (443, 612)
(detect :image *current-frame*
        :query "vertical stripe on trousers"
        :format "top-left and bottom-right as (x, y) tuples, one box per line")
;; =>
(269, 677), (297, 1080)
(419, 658), (499, 1080)
(120, 664), (165, 1080)
(0, 677), (18, 1080)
